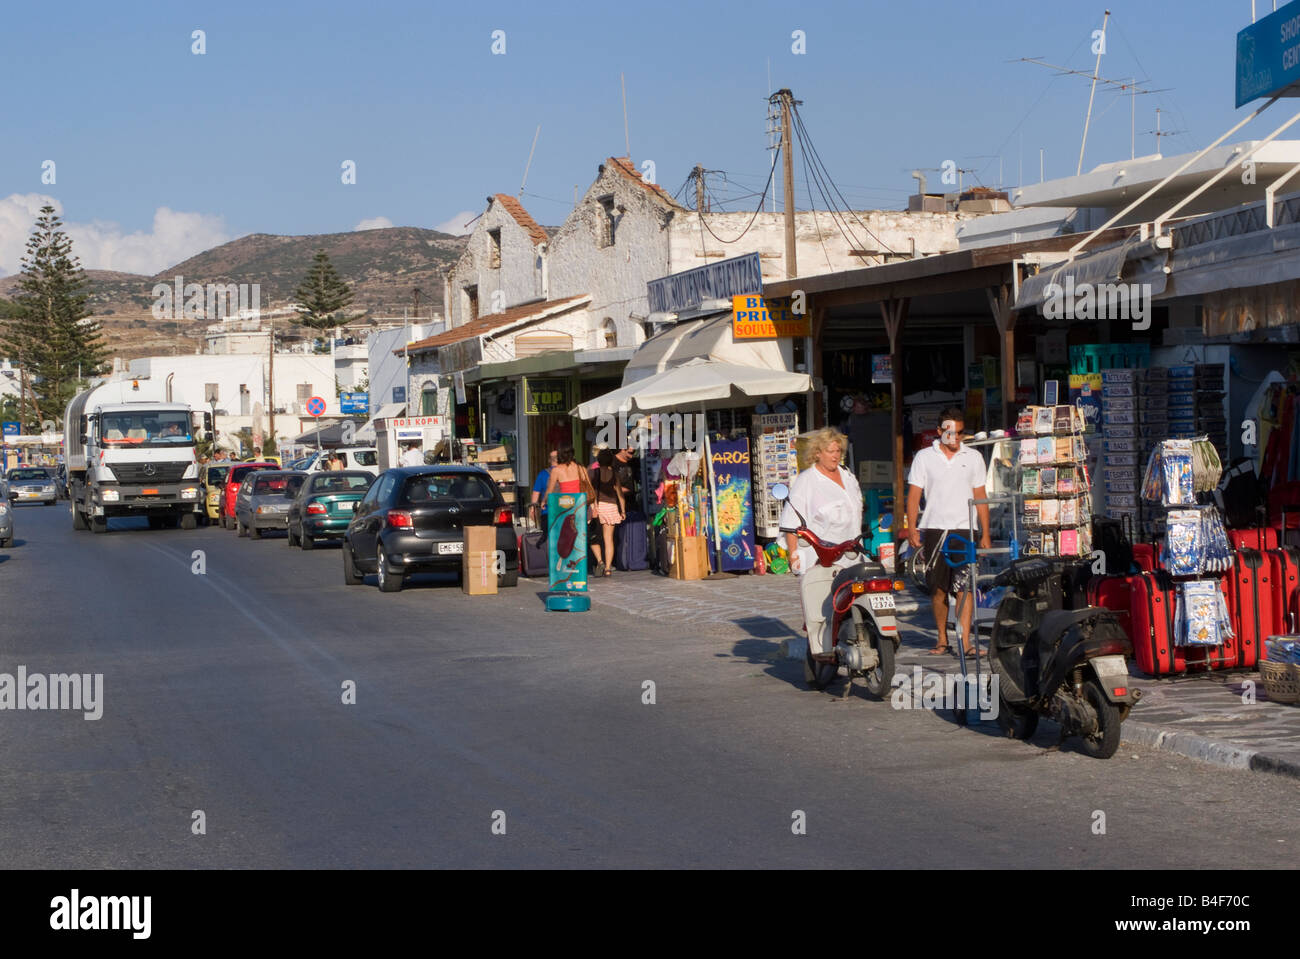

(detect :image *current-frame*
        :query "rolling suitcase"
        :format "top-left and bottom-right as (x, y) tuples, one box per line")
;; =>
(1128, 571), (1187, 677)
(653, 524), (673, 576)
(518, 524), (548, 578)
(614, 511), (649, 571)
(1132, 543), (1160, 573)
(1086, 575), (1134, 639)
(1226, 548), (1274, 671)
(1229, 528), (1278, 552)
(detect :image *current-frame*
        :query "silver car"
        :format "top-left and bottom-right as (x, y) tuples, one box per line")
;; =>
(234, 470), (307, 539)
(6, 467), (58, 506)
(0, 493), (12, 547)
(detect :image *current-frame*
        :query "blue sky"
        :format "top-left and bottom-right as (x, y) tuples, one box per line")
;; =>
(0, 0), (1272, 275)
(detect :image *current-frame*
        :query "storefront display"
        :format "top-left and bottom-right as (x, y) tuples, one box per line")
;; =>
(1014, 403), (1093, 558)
(708, 436), (757, 572)
(753, 412), (799, 538)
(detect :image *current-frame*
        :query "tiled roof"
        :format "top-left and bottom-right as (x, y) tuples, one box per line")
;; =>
(603, 157), (684, 209)
(491, 194), (549, 246)
(397, 295), (589, 354)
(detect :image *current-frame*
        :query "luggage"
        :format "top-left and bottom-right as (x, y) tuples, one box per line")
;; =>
(1085, 575), (1134, 639)
(1226, 548), (1275, 670)
(518, 526), (548, 578)
(1092, 516), (1134, 576)
(1228, 527), (1278, 551)
(1132, 543), (1159, 573)
(1128, 571), (1187, 677)
(653, 524), (673, 576)
(1216, 457), (1264, 529)
(614, 511), (649, 571)
(1266, 543), (1300, 647)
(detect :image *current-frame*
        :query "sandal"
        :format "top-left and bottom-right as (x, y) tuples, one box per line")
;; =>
(928, 645), (950, 655)
(603, 568), (613, 577)
(593, 561), (605, 576)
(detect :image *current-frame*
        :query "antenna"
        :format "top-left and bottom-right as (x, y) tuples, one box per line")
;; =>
(519, 125), (541, 196)
(621, 73), (630, 158)
(1014, 10), (1170, 172)
(1143, 107), (1185, 156)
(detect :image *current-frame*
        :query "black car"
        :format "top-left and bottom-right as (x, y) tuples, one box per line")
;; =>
(341, 465), (518, 592)
(288, 470), (374, 549)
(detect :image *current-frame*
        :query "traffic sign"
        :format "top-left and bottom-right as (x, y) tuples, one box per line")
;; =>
(306, 396), (326, 417)
(2, 421), (19, 437)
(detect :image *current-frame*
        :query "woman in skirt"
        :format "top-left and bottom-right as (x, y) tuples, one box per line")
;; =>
(589, 448), (625, 576)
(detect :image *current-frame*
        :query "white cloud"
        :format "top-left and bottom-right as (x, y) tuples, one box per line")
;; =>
(434, 211), (477, 236)
(0, 194), (230, 278)
(354, 216), (394, 231)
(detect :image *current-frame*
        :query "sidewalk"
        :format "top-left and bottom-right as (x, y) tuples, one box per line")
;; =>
(561, 568), (1300, 779)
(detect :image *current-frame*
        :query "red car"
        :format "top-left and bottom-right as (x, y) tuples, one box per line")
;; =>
(220, 462), (279, 529)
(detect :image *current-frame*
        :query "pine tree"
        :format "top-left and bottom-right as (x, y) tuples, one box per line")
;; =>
(0, 206), (106, 428)
(292, 250), (354, 332)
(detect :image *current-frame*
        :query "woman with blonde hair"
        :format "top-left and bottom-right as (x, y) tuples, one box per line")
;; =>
(778, 427), (863, 686)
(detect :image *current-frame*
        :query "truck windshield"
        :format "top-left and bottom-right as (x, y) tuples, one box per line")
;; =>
(100, 411), (193, 447)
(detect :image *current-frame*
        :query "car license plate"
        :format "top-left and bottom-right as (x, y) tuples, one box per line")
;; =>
(438, 541), (464, 555)
(868, 594), (896, 611)
(19, 491), (37, 498)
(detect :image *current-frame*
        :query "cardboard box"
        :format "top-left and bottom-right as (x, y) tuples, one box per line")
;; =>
(462, 526), (498, 595)
(475, 444), (509, 463)
(672, 533), (709, 580)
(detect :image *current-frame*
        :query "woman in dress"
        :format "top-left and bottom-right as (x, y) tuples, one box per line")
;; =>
(589, 448), (625, 576)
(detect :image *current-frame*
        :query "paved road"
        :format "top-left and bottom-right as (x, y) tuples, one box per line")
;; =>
(1, 503), (1295, 868)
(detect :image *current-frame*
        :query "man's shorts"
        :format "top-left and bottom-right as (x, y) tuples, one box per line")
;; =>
(921, 528), (973, 596)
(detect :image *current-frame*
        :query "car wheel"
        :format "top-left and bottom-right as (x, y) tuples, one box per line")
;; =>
(44, 499), (54, 506)
(148, 516), (163, 530)
(250, 524), (262, 540)
(237, 518), (247, 537)
(376, 544), (403, 592)
(72, 505), (87, 530)
(0, 538), (9, 548)
(301, 532), (315, 551)
(222, 514), (233, 530)
(342, 541), (363, 585)
(286, 525), (298, 547)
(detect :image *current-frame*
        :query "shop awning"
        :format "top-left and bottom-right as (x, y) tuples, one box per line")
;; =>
(573, 357), (812, 419)
(1014, 237), (1169, 312)
(623, 312), (789, 384)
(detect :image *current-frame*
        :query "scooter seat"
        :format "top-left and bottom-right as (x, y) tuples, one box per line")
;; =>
(1032, 608), (1107, 656)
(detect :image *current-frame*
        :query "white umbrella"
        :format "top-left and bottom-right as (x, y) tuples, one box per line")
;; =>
(572, 357), (812, 419)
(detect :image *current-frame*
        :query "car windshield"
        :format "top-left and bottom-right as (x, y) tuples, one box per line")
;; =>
(401, 473), (496, 505)
(309, 474), (372, 493)
(229, 465), (266, 484)
(100, 411), (192, 446)
(9, 468), (51, 481)
(252, 474), (303, 495)
(206, 466), (230, 485)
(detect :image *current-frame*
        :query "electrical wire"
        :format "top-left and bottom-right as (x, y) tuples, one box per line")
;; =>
(694, 154), (778, 244)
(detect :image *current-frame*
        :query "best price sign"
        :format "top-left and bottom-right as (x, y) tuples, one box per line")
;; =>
(731, 294), (810, 339)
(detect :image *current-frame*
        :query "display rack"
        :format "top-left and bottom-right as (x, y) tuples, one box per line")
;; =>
(753, 411), (799, 539)
(1014, 403), (1094, 558)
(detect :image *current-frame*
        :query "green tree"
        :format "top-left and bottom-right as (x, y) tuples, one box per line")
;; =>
(0, 206), (106, 428)
(292, 250), (354, 332)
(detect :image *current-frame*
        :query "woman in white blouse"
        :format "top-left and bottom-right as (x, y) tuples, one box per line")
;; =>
(780, 428), (864, 679)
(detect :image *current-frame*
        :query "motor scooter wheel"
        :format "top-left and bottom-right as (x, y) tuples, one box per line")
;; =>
(996, 696), (1038, 740)
(1078, 678), (1120, 759)
(850, 611), (893, 700)
(804, 644), (839, 690)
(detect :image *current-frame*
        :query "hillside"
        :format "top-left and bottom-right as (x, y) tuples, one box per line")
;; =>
(0, 226), (468, 360)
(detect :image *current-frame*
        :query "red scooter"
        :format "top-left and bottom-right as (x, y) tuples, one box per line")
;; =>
(774, 484), (908, 696)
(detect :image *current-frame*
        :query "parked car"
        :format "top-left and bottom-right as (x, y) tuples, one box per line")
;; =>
(287, 470), (373, 550)
(242, 455), (282, 466)
(219, 462), (279, 529)
(6, 467), (58, 506)
(0, 498), (12, 547)
(342, 466), (518, 592)
(200, 464), (231, 525)
(300, 447), (380, 477)
(234, 470), (306, 539)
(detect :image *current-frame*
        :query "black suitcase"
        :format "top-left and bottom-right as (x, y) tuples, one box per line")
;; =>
(519, 526), (548, 578)
(615, 511), (649, 571)
(653, 524), (673, 576)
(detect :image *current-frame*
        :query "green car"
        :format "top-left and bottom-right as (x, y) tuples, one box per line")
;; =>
(286, 470), (374, 550)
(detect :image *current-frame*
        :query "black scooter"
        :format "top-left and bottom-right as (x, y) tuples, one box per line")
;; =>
(988, 557), (1141, 759)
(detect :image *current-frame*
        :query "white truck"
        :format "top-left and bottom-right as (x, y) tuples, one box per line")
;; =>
(64, 377), (210, 532)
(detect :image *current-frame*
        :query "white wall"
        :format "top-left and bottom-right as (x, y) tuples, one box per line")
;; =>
(445, 198), (545, 328)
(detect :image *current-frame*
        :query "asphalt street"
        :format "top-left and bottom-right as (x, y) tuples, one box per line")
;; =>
(0, 501), (1295, 868)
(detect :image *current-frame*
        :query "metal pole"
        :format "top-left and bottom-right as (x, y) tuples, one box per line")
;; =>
(1078, 9), (1110, 175)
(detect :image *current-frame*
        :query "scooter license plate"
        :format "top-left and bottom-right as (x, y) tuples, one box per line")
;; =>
(868, 594), (895, 611)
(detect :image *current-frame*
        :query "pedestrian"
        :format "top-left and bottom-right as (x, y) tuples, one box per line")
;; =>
(589, 448), (625, 576)
(328, 453), (344, 471)
(613, 445), (638, 510)
(530, 449), (558, 527)
(904, 406), (991, 657)
(780, 428), (862, 667)
(399, 442), (425, 467)
(545, 445), (596, 515)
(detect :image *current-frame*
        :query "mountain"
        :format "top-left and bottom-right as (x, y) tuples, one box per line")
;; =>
(0, 226), (469, 361)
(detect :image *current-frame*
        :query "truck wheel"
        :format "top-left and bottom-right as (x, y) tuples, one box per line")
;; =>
(148, 516), (163, 530)
(181, 513), (197, 530)
(72, 505), (87, 530)
(90, 514), (108, 534)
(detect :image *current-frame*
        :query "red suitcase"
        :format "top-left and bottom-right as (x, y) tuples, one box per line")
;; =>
(1128, 571), (1187, 677)
(1132, 543), (1160, 572)
(1086, 575), (1133, 638)
(1226, 549), (1274, 670)
(1229, 528), (1279, 551)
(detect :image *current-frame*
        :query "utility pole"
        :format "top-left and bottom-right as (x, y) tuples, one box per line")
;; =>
(1078, 9), (1110, 175)
(774, 88), (798, 279)
(267, 318), (274, 453)
(693, 164), (709, 258)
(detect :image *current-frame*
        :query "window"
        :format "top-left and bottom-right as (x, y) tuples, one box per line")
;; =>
(296, 383), (313, 403)
(464, 286), (479, 324)
(205, 383), (219, 402)
(602, 318), (617, 349)
(598, 194), (617, 247)
(421, 386), (437, 415)
(488, 229), (502, 269)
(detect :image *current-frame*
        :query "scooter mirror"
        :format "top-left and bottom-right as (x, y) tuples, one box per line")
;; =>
(771, 483), (789, 501)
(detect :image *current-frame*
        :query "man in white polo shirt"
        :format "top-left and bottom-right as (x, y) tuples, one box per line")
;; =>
(905, 407), (991, 656)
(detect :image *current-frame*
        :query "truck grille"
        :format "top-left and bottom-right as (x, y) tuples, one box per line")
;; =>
(110, 463), (189, 485)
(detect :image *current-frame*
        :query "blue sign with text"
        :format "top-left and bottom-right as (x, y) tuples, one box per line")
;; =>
(340, 392), (368, 414)
(1237, 1), (1300, 107)
(2, 421), (18, 437)
(392, 386), (406, 404)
